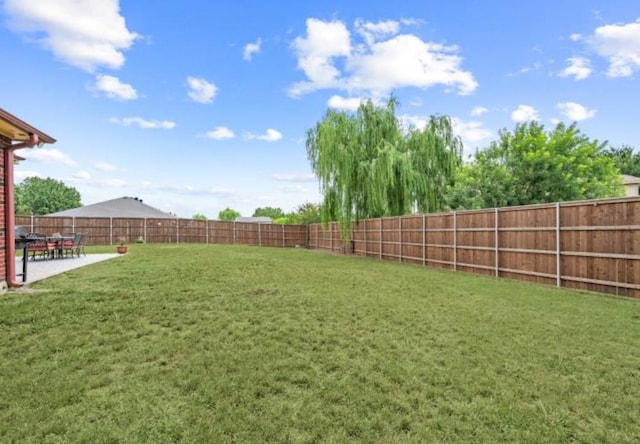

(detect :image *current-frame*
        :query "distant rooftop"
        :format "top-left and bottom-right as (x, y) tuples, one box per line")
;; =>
(235, 216), (272, 224)
(47, 196), (175, 219)
(622, 174), (640, 185)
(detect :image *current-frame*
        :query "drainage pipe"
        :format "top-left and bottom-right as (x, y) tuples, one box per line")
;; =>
(5, 133), (38, 287)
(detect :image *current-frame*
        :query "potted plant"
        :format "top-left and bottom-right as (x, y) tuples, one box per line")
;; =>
(117, 237), (128, 254)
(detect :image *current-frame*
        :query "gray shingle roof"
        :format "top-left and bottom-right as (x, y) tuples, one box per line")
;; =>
(235, 217), (272, 223)
(47, 197), (175, 219)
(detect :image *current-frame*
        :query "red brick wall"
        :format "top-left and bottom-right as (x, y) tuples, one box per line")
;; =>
(0, 135), (8, 285)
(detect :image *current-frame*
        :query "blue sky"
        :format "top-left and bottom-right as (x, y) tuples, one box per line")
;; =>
(1, 1), (639, 218)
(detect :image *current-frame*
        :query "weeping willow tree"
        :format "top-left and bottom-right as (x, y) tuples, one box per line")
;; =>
(306, 97), (462, 241)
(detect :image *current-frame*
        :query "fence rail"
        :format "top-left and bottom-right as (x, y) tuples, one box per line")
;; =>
(307, 196), (640, 299)
(16, 195), (640, 299)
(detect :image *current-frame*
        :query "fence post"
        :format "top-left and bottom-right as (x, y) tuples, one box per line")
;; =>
(110, 217), (113, 245)
(422, 213), (426, 267)
(379, 218), (382, 259)
(144, 218), (147, 242)
(206, 219), (209, 244)
(30, 214), (34, 232)
(453, 211), (457, 271)
(556, 203), (561, 287)
(258, 223), (262, 247)
(72, 216), (75, 233)
(282, 224), (285, 248)
(351, 224), (354, 254)
(233, 221), (236, 244)
(495, 208), (499, 277)
(330, 223), (333, 252)
(176, 217), (179, 244)
(364, 220), (367, 257)
(398, 216), (402, 262)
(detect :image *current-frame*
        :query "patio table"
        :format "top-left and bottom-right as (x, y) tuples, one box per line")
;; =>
(47, 236), (75, 259)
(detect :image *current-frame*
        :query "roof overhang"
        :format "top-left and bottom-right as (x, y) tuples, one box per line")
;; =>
(0, 108), (56, 145)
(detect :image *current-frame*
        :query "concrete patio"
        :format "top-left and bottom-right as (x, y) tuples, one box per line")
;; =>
(15, 254), (122, 284)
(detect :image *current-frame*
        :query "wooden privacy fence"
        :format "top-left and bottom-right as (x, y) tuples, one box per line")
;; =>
(308, 196), (640, 299)
(14, 217), (308, 249)
(14, 196), (640, 298)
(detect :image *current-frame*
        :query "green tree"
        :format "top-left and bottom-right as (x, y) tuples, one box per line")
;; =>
(15, 177), (82, 215)
(192, 213), (207, 221)
(603, 145), (640, 177)
(252, 207), (285, 219)
(289, 202), (322, 224)
(217, 207), (241, 221)
(306, 97), (461, 239)
(445, 122), (623, 209)
(272, 216), (293, 224)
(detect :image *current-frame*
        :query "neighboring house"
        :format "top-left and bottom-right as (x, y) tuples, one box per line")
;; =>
(622, 175), (640, 197)
(235, 216), (272, 224)
(47, 196), (175, 219)
(0, 108), (56, 289)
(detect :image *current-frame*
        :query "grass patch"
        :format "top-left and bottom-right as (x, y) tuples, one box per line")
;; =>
(1, 244), (639, 442)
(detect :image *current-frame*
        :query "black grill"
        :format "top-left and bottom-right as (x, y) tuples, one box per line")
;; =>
(15, 225), (31, 249)
(15, 226), (39, 282)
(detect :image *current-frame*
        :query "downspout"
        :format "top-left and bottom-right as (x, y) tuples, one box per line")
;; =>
(5, 133), (38, 287)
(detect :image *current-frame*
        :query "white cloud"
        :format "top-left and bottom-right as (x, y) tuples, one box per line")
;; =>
(511, 105), (539, 122)
(246, 129), (283, 142)
(399, 114), (491, 143)
(289, 18), (477, 97)
(4, 0), (138, 71)
(399, 114), (427, 130)
(92, 74), (138, 100)
(451, 118), (493, 145)
(327, 95), (364, 111)
(506, 62), (543, 77)
(558, 57), (592, 80)
(557, 101), (597, 121)
(350, 35), (477, 96)
(20, 148), (77, 166)
(109, 117), (176, 129)
(104, 178), (128, 187)
(73, 170), (91, 180)
(14, 170), (43, 180)
(281, 184), (308, 193)
(95, 161), (118, 172)
(272, 173), (317, 182)
(569, 33), (582, 42)
(590, 19), (640, 77)
(205, 126), (235, 140)
(470, 106), (488, 116)
(243, 38), (262, 61)
(187, 76), (218, 103)
(289, 19), (351, 96)
(354, 19), (400, 45)
(519, 62), (542, 74)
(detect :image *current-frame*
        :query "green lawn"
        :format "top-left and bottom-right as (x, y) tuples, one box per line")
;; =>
(1, 244), (639, 443)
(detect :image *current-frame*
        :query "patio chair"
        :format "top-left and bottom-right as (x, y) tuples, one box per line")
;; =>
(27, 233), (55, 260)
(64, 233), (86, 258)
(62, 233), (76, 258)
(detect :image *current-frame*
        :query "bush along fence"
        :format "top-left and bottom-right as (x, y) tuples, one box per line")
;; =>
(15, 195), (640, 298)
(15, 217), (308, 249)
(307, 196), (640, 299)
